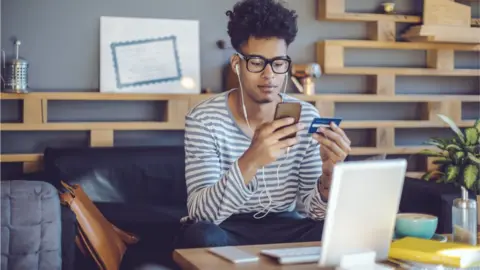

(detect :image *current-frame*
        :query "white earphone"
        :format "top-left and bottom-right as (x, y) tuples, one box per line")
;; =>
(234, 57), (292, 219)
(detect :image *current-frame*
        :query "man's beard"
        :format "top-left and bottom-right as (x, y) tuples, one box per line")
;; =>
(247, 89), (277, 104)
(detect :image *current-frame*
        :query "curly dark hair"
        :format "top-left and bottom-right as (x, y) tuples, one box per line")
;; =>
(226, 0), (298, 52)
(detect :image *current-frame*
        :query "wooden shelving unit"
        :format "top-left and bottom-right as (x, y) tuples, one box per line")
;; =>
(316, 1), (480, 178)
(317, 0), (480, 42)
(317, 40), (480, 78)
(1, 0), (478, 177)
(1, 92), (478, 175)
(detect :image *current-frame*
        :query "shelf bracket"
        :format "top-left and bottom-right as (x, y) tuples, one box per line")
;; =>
(374, 74), (395, 96)
(315, 101), (335, 117)
(317, 0), (345, 19)
(367, 21), (396, 42)
(90, 130), (114, 147)
(376, 127), (395, 148)
(23, 97), (46, 124)
(167, 100), (190, 129)
(427, 49), (454, 71)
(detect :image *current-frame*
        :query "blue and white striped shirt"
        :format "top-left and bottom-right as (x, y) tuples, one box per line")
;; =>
(183, 89), (326, 225)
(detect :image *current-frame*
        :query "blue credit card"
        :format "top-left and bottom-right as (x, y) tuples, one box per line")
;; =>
(308, 117), (343, 133)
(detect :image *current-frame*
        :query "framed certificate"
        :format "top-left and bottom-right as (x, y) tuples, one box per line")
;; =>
(100, 16), (200, 94)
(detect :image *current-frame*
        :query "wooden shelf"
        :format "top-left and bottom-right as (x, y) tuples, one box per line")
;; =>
(323, 67), (479, 76)
(297, 94), (478, 103)
(1, 120), (474, 131)
(318, 12), (422, 23)
(405, 172), (424, 179)
(1, 92), (477, 173)
(316, 0), (479, 25)
(319, 40), (480, 50)
(2, 92), (477, 102)
(0, 154), (42, 162)
(319, 12), (480, 27)
(0, 122), (182, 131)
(0, 92), (194, 100)
(342, 120), (475, 129)
(350, 146), (434, 155)
(317, 40), (480, 76)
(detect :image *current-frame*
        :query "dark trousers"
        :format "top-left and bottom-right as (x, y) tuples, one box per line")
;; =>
(174, 211), (324, 249)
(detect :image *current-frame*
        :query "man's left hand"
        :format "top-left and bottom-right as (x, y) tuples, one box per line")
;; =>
(313, 122), (351, 164)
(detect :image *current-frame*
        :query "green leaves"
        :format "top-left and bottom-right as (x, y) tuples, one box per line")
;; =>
(424, 137), (449, 150)
(467, 152), (480, 165)
(445, 144), (462, 151)
(437, 114), (465, 143)
(417, 116), (480, 194)
(422, 170), (444, 181)
(446, 165), (459, 183)
(465, 127), (479, 146)
(452, 151), (466, 164)
(464, 164), (479, 190)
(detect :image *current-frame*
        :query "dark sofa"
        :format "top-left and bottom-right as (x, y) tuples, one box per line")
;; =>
(7, 145), (469, 270)
(42, 146), (189, 270)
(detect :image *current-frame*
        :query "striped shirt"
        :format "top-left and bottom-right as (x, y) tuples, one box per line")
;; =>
(182, 89), (326, 225)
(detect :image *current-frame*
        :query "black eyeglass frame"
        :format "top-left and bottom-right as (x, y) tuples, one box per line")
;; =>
(236, 53), (292, 74)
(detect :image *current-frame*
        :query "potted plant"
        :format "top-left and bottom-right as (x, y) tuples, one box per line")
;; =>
(418, 114), (480, 222)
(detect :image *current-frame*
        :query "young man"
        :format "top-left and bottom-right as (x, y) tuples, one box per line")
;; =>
(175, 0), (351, 248)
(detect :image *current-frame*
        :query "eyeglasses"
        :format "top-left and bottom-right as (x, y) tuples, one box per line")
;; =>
(237, 53), (292, 74)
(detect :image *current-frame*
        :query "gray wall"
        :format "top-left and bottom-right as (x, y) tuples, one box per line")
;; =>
(1, 0), (479, 177)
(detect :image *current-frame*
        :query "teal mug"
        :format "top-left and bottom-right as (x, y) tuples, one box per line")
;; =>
(395, 213), (438, 239)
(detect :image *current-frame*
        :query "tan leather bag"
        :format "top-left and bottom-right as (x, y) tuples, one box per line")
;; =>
(59, 181), (139, 270)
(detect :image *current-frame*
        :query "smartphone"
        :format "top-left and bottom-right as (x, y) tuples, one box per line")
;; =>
(274, 102), (302, 139)
(208, 246), (259, 264)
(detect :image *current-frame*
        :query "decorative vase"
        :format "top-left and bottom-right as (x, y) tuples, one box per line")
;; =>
(382, 2), (395, 14)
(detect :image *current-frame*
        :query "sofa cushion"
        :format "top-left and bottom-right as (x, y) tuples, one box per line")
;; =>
(96, 203), (187, 225)
(43, 146), (188, 206)
(96, 202), (187, 246)
(1, 180), (62, 270)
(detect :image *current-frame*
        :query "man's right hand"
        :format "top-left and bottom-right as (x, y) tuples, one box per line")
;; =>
(238, 117), (304, 184)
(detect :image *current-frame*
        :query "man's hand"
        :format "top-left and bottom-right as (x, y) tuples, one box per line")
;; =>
(313, 122), (351, 164)
(238, 117), (304, 184)
(313, 122), (352, 201)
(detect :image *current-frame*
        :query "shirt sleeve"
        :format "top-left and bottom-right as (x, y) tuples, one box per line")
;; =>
(184, 115), (259, 225)
(298, 135), (327, 220)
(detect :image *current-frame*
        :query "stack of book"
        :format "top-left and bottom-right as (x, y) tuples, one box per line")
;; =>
(402, 0), (480, 44)
(389, 237), (480, 269)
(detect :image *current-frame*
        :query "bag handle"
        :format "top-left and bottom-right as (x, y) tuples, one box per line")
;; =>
(61, 181), (76, 194)
(59, 191), (74, 206)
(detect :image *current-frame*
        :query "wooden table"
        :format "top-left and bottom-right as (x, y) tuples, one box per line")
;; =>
(173, 230), (480, 269)
(173, 242), (399, 270)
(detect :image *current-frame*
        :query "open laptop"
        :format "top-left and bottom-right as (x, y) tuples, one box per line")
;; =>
(260, 159), (407, 267)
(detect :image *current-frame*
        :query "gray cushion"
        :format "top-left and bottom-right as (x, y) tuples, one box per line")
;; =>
(1, 180), (62, 270)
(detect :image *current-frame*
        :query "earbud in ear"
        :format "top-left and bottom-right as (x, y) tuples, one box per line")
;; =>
(235, 64), (240, 75)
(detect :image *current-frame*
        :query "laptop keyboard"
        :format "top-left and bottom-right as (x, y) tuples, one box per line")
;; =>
(261, 246), (322, 264)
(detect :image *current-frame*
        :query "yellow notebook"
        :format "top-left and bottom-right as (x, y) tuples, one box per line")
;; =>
(389, 237), (480, 268)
